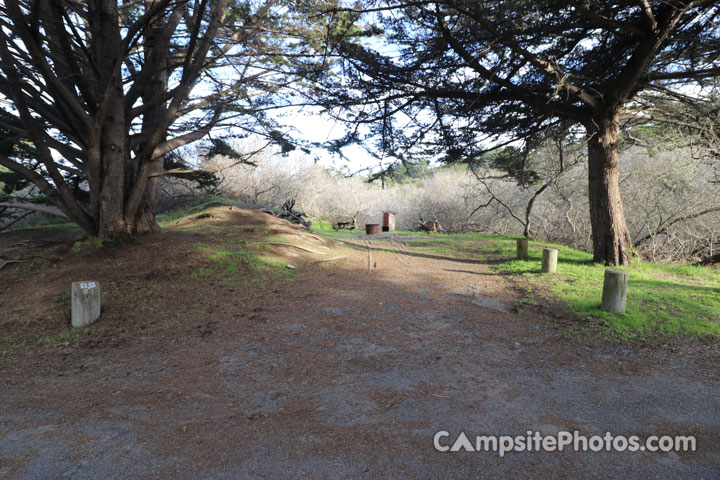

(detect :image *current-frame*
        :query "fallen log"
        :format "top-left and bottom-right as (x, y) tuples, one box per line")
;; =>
(0, 258), (30, 270)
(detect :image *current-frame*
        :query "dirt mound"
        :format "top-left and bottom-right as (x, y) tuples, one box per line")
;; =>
(0, 207), (339, 369)
(174, 206), (327, 247)
(176, 205), (300, 230)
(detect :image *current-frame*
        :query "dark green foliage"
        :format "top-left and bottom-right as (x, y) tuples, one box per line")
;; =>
(0, 168), (29, 196)
(163, 153), (221, 194)
(0, 125), (35, 198)
(268, 130), (296, 154)
(316, 0), (720, 162)
(472, 147), (541, 186)
(201, 139), (252, 165)
(366, 158), (435, 185)
(0, 0), (322, 236)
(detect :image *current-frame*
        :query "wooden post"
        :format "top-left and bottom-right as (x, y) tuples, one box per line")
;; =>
(71, 281), (101, 327)
(516, 238), (529, 260)
(601, 269), (628, 314)
(541, 248), (558, 273)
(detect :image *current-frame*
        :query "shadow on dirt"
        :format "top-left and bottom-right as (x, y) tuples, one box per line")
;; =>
(1, 232), (718, 479)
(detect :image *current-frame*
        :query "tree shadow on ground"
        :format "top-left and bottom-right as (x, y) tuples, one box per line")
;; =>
(332, 237), (488, 265)
(629, 277), (720, 295)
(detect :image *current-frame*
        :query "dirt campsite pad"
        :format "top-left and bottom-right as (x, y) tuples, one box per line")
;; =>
(1, 208), (719, 478)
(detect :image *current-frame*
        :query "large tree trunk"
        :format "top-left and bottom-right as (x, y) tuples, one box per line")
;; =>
(92, 0), (162, 239)
(94, 127), (161, 239)
(96, 94), (129, 238)
(117, 0), (170, 239)
(125, 155), (163, 237)
(95, 168), (160, 239)
(586, 114), (632, 265)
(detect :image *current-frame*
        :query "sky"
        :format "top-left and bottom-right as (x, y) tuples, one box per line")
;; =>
(279, 106), (386, 173)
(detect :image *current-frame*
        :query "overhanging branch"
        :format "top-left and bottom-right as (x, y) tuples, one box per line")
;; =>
(0, 202), (68, 218)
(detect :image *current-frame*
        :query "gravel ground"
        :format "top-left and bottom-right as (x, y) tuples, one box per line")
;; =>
(1, 233), (718, 479)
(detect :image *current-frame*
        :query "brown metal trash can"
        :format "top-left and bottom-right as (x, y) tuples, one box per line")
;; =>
(365, 223), (380, 235)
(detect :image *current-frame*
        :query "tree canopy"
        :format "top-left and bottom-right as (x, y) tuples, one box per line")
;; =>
(316, 0), (720, 264)
(0, 0), (313, 237)
(0, 0), (719, 265)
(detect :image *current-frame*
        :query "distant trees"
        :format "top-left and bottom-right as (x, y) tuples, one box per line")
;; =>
(191, 136), (718, 262)
(317, 0), (720, 265)
(0, 0), (310, 238)
(469, 129), (584, 238)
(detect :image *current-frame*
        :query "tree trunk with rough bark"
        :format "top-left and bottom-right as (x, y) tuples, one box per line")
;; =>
(586, 114), (632, 266)
(91, 0), (162, 239)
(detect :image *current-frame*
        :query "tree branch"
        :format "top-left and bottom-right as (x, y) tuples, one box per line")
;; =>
(0, 202), (68, 218)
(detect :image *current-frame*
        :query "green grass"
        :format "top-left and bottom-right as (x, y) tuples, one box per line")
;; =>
(311, 218), (433, 237)
(159, 205), (313, 299)
(1, 325), (96, 355)
(37, 327), (92, 346)
(2, 221), (84, 243)
(10, 197), (718, 343)
(192, 239), (295, 290)
(485, 239), (720, 341)
(310, 219), (336, 233)
(72, 236), (104, 252)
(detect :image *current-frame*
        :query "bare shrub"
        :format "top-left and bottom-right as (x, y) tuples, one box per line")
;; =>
(171, 139), (719, 263)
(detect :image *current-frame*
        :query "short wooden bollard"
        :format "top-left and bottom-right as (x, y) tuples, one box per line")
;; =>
(71, 281), (101, 327)
(601, 269), (628, 314)
(541, 248), (558, 273)
(516, 238), (529, 260)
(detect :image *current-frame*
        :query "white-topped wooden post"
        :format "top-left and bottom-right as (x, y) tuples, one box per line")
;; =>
(601, 269), (628, 314)
(71, 281), (101, 327)
(516, 238), (529, 260)
(541, 248), (558, 273)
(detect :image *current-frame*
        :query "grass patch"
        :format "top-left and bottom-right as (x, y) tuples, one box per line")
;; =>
(192, 239), (295, 290)
(72, 236), (104, 252)
(490, 239), (720, 341)
(310, 219), (336, 233)
(3, 218), (82, 233)
(37, 327), (92, 346)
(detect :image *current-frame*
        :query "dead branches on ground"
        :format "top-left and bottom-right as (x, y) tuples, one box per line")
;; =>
(276, 200), (311, 230)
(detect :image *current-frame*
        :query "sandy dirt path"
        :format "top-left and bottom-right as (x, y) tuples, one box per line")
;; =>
(1, 233), (718, 478)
